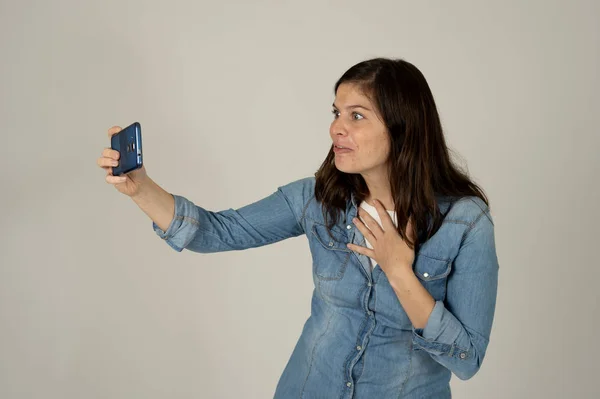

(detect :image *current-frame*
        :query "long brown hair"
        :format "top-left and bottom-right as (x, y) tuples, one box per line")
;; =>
(314, 57), (489, 249)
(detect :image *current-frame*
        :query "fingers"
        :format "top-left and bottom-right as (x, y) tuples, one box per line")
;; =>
(357, 207), (384, 235)
(97, 146), (120, 172)
(97, 156), (119, 168)
(353, 216), (377, 244)
(346, 242), (375, 258)
(106, 174), (127, 184)
(102, 147), (120, 160)
(102, 126), (125, 184)
(370, 199), (395, 232)
(108, 126), (122, 138)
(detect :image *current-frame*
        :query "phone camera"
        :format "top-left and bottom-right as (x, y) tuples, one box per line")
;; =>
(126, 142), (136, 152)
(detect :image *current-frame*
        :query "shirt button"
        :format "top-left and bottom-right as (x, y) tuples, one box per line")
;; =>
(346, 382), (352, 387)
(346, 225), (352, 229)
(367, 282), (372, 287)
(423, 272), (429, 278)
(328, 241), (334, 246)
(356, 345), (362, 351)
(459, 352), (466, 359)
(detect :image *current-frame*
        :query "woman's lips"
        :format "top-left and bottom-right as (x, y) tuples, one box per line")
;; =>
(334, 146), (353, 154)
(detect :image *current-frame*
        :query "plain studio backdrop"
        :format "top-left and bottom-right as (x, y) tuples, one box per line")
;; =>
(1, 0), (598, 398)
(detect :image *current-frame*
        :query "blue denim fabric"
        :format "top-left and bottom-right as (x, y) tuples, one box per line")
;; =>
(153, 176), (499, 398)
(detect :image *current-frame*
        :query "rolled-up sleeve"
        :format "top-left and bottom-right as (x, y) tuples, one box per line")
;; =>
(153, 178), (309, 253)
(412, 209), (499, 380)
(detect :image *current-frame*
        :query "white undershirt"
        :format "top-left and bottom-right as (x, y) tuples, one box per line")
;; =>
(358, 200), (398, 270)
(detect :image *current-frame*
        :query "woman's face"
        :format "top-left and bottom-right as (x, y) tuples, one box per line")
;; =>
(329, 83), (391, 176)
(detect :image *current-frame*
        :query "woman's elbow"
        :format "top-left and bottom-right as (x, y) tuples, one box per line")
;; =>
(454, 365), (479, 381)
(453, 352), (486, 380)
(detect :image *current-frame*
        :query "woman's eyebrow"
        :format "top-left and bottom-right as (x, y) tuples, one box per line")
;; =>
(332, 103), (372, 112)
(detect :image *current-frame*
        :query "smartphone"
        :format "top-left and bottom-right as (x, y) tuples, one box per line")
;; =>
(111, 122), (143, 176)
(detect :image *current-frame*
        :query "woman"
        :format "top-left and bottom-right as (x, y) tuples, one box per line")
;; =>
(97, 57), (499, 398)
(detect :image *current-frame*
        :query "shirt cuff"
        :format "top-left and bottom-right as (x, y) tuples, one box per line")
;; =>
(412, 300), (470, 360)
(152, 194), (200, 252)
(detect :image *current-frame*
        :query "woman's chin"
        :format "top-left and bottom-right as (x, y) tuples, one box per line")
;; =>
(334, 162), (358, 174)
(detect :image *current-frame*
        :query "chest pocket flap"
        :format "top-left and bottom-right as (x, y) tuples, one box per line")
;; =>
(311, 223), (351, 252)
(413, 253), (451, 300)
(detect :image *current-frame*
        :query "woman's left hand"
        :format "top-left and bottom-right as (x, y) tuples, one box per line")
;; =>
(347, 199), (416, 275)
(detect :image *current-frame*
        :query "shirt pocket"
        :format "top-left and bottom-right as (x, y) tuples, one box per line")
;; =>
(310, 222), (352, 280)
(413, 253), (451, 301)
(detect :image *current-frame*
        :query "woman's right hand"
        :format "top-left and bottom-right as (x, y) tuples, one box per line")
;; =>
(97, 126), (149, 197)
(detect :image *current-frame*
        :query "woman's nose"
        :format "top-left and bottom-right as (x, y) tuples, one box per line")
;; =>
(330, 118), (347, 136)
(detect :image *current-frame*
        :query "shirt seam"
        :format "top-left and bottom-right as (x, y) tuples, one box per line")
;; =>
(300, 309), (336, 398)
(277, 187), (306, 235)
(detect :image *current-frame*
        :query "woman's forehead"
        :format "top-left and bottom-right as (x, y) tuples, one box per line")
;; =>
(335, 83), (373, 106)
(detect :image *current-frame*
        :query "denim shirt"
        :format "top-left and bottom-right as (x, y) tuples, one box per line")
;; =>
(153, 176), (499, 398)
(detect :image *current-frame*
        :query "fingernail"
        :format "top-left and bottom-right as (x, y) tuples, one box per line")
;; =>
(112, 161), (118, 166)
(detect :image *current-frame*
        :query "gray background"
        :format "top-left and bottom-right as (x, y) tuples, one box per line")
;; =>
(1, 0), (598, 398)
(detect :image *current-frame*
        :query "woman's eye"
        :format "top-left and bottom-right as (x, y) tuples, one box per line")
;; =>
(331, 110), (364, 120)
